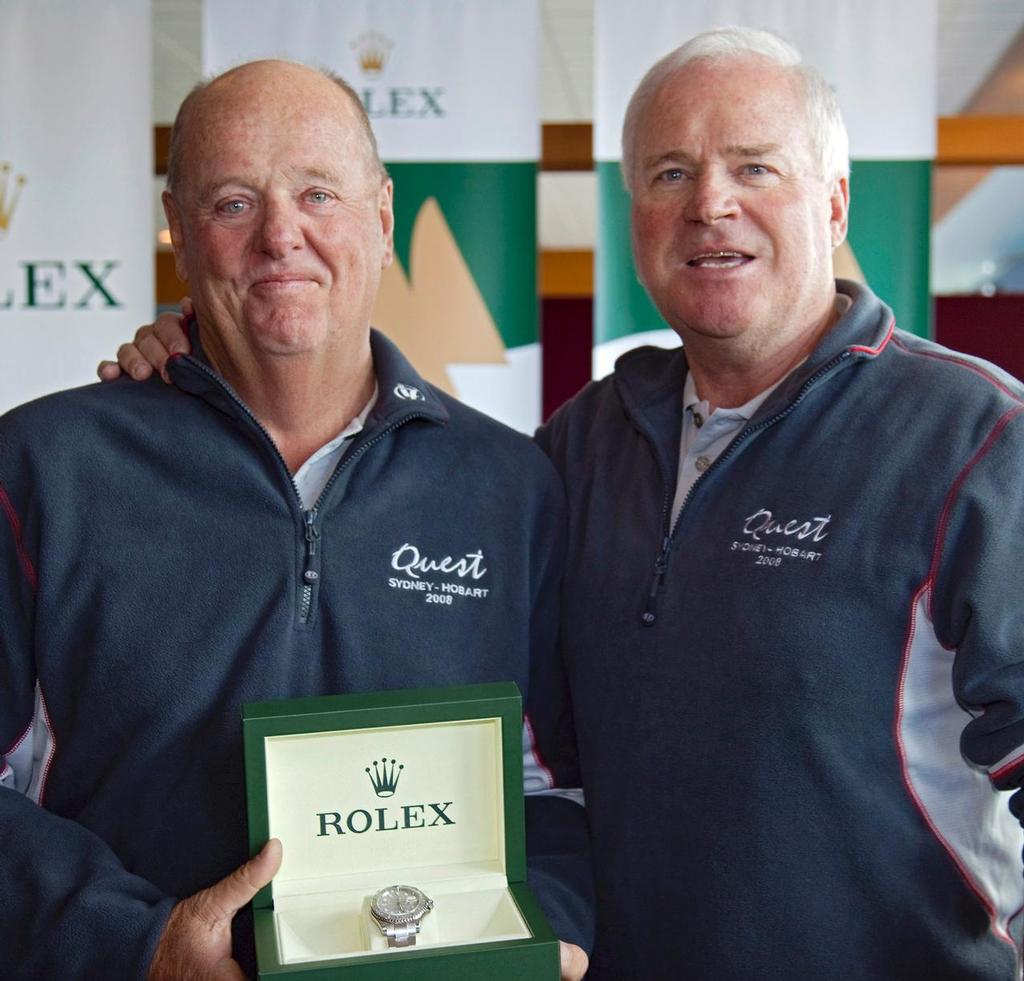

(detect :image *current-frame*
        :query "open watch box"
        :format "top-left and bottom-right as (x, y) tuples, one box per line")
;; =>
(242, 682), (559, 978)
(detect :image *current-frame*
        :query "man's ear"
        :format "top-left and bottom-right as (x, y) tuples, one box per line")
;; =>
(162, 190), (189, 282)
(829, 175), (850, 250)
(378, 178), (395, 269)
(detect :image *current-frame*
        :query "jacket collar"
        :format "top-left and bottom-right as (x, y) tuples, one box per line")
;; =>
(613, 278), (895, 441)
(168, 322), (449, 432)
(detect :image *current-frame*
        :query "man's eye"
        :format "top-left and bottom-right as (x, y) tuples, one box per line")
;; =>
(219, 200), (247, 215)
(744, 164), (769, 176)
(657, 168), (685, 184)
(307, 190), (332, 204)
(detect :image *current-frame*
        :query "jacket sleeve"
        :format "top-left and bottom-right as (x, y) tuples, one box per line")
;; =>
(520, 454), (595, 954)
(0, 477), (175, 980)
(931, 407), (1024, 841)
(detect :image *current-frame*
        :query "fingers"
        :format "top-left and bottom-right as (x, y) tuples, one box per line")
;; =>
(148, 841), (280, 980)
(152, 306), (192, 357)
(559, 941), (589, 981)
(97, 360), (123, 382)
(113, 340), (155, 381)
(117, 321), (178, 385)
(100, 298), (194, 385)
(196, 838), (283, 926)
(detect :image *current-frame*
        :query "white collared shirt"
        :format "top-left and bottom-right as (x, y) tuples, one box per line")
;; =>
(670, 296), (853, 526)
(670, 373), (780, 526)
(292, 387), (378, 509)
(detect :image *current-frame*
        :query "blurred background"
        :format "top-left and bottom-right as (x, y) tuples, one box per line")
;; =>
(3, 0), (1022, 426)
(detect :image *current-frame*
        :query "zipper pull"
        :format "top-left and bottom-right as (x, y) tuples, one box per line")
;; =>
(641, 536), (672, 627)
(304, 508), (320, 560)
(299, 510), (323, 625)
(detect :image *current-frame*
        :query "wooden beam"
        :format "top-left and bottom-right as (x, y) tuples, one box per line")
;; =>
(157, 118), (1024, 174)
(540, 249), (593, 297)
(154, 123), (598, 174)
(155, 125), (170, 176)
(936, 116), (1024, 166)
(155, 250), (183, 305)
(541, 123), (593, 171)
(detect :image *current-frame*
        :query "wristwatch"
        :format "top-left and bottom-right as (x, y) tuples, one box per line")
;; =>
(369, 884), (435, 948)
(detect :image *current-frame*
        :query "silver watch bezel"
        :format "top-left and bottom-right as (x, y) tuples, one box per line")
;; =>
(370, 884), (434, 927)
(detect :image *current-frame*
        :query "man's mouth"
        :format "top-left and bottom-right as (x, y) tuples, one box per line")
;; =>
(251, 276), (316, 289)
(686, 250), (753, 269)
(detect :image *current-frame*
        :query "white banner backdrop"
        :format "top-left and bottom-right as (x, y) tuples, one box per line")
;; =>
(202, 0), (541, 433)
(204, 0), (539, 162)
(594, 0), (936, 163)
(0, 0), (153, 415)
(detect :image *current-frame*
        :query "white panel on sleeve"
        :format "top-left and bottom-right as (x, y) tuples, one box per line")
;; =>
(0, 684), (56, 805)
(899, 588), (1024, 945)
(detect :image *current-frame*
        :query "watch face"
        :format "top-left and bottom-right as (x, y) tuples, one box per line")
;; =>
(371, 884), (433, 925)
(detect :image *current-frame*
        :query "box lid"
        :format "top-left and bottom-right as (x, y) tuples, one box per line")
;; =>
(243, 682), (526, 911)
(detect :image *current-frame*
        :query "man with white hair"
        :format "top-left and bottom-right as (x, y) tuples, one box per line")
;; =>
(535, 26), (1024, 980)
(104, 28), (1024, 980)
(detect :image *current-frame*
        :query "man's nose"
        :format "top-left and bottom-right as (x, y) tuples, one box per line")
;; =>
(258, 199), (303, 257)
(683, 171), (738, 225)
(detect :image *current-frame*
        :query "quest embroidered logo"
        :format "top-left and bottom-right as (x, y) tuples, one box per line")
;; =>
(387, 542), (490, 605)
(730, 507), (831, 568)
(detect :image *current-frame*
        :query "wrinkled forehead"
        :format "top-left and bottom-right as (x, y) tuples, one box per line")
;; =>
(179, 66), (375, 192)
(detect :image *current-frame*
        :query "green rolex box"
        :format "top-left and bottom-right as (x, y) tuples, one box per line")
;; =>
(242, 682), (559, 979)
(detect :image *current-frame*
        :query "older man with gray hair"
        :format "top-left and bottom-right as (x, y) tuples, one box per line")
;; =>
(536, 26), (1024, 980)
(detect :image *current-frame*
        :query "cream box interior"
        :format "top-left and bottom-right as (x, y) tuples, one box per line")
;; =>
(261, 716), (532, 964)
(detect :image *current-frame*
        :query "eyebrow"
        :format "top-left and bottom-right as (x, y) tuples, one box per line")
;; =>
(294, 166), (345, 186)
(642, 143), (785, 171)
(195, 168), (347, 203)
(726, 143), (783, 158)
(642, 150), (697, 171)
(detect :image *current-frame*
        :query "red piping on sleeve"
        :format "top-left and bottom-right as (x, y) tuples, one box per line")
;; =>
(0, 483), (36, 592)
(990, 753), (1024, 785)
(35, 689), (57, 808)
(925, 406), (1024, 623)
(893, 340), (1024, 404)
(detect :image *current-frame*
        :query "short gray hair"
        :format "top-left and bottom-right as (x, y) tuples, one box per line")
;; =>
(621, 26), (850, 193)
(165, 62), (387, 195)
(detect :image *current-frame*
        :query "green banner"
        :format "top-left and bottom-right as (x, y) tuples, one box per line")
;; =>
(846, 160), (932, 338)
(595, 161), (666, 346)
(388, 163), (537, 351)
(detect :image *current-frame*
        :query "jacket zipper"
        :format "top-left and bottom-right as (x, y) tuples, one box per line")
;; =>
(177, 357), (428, 626)
(639, 350), (852, 626)
(294, 412), (428, 625)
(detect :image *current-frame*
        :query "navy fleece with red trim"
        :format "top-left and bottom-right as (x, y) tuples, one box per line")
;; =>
(0, 329), (592, 978)
(534, 280), (1024, 980)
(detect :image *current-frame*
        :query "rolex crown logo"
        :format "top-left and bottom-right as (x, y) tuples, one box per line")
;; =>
(366, 757), (404, 797)
(351, 31), (394, 77)
(0, 162), (26, 238)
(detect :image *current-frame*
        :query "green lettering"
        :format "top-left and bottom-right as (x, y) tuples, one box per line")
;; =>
(346, 809), (373, 834)
(75, 261), (121, 308)
(428, 801), (455, 826)
(23, 261), (65, 309)
(402, 804), (425, 829)
(316, 812), (344, 836)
